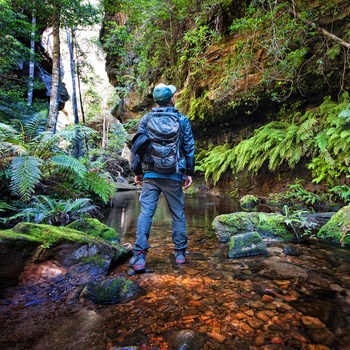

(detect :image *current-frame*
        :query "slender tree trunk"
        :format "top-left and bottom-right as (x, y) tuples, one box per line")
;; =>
(46, 11), (61, 133)
(66, 27), (79, 124)
(75, 40), (89, 152)
(27, 11), (36, 106)
(66, 26), (82, 157)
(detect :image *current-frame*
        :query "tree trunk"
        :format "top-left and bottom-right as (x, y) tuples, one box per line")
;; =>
(27, 11), (36, 106)
(66, 26), (82, 157)
(66, 27), (79, 125)
(46, 11), (61, 133)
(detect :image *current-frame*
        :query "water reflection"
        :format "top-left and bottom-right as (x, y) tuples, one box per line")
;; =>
(103, 191), (240, 240)
(103, 191), (350, 350)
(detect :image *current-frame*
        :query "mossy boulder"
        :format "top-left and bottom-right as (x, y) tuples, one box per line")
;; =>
(228, 232), (268, 258)
(10, 222), (94, 247)
(317, 206), (350, 246)
(66, 218), (120, 242)
(0, 222), (129, 292)
(213, 212), (294, 242)
(239, 195), (259, 210)
(81, 276), (143, 304)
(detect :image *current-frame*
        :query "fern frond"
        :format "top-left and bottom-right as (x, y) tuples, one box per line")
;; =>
(50, 155), (87, 178)
(83, 171), (116, 203)
(55, 125), (97, 142)
(0, 123), (19, 140)
(10, 156), (43, 201)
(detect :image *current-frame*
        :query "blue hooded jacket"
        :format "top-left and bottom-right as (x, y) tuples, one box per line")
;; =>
(131, 106), (195, 177)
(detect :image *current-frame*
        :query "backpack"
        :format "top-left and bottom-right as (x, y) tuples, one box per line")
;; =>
(146, 111), (182, 174)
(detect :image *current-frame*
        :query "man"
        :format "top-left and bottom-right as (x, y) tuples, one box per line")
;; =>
(130, 83), (195, 272)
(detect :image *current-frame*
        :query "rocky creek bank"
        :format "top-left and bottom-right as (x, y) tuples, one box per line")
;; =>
(0, 205), (350, 349)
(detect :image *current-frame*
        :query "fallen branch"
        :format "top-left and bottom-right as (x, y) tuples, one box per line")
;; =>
(289, 9), (350, 49)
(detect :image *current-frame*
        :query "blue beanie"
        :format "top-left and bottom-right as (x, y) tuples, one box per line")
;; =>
(153, 83), (176, 104)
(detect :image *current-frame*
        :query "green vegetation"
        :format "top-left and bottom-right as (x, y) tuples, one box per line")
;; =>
(4, 196), (102, 226)
(67, 218), (120, 241)
(199, 94), (350, 189)
(2, 222), (99, 248)
(101, 0), (226, 93)
(317, 206), (350, 246)
(0, 120), (117, 205)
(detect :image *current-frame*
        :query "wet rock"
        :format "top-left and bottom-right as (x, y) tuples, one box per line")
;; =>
(80, 276), (143, 304)
(67, 218), (120, 242)
(228, 232), (268, 258)
(31, 308), (106, 350)
(255, 334), (265, 346)
(258, 256), (308, 280)
(163, 329), (206, 350)
(212, 212), (294, 242)
(240, 195), (259, 210)
(317, 206), (350, 245)
(301, 316), (326, 329)
(306, 328), (336, 347)
(0, 239), (39, 292)
(283, 245), (302, 256)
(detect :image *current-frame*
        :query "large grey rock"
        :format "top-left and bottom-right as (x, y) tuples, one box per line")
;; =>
(228, 232), (268, 258)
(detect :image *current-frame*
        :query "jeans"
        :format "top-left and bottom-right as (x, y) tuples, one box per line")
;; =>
(134, 178), (187, 252)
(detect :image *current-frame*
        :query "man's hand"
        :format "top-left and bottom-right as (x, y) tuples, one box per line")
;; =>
(183, 175), (193, 189)
(135, 175), (143, 185)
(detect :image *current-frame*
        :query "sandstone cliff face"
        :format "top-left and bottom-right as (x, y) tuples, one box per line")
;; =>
(101, 1), (349, 146)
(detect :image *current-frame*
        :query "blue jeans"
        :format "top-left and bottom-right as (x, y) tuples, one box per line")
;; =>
(134, 178), (187, 252)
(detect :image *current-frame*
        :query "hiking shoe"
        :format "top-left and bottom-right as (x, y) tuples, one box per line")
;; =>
(175, 250), (186, 264)
(130, 250), (147, 271)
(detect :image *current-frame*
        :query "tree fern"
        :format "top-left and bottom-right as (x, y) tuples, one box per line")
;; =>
(50, 154), (87, 178)
(83, 171), (116, 203)
(7, 195), (101, 225)
(10, 156), (43, 201)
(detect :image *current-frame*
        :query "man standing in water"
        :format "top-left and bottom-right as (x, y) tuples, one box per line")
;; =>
(130, 83), (195, 272)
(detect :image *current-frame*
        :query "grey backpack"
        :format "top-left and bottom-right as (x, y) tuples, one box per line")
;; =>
(146, 111), (182, 174)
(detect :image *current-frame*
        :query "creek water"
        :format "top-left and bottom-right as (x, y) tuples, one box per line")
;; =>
(101, 191), (350, 350)
(1, 191), (350, 350)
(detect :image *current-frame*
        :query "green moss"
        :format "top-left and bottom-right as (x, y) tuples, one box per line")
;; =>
(67, 218), (120, 242)
(228, 232), (268, 258)
(83, 277), (142, 304)
(213, 212), (295, 242)
(2, 222), (108, 248)
(0, 230), (42, 254)
(257, 213), (294, 241)
(317, 206), (350, 246)
(240, 195), (259, 210)
(80, 255), (106, 268)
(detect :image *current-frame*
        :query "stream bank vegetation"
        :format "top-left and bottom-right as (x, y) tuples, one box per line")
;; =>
(0, 0), (132, 228)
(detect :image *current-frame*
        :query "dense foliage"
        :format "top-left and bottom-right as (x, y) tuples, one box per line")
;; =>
(197, 93), (350, 187)
(101, 0), (350, 193)
(0, 0), (130, 227)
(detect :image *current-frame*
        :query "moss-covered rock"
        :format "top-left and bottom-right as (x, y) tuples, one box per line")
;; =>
(228, 232), (268, 258)
(81, 276), (143, 304)
(0, 223), (130, 292)
(213, 212), (294, 242)
(10, 222), (93, 247)
(67, 218), (120, 242)
(240, 195), (259, 210)
(317, 206), (350, 246)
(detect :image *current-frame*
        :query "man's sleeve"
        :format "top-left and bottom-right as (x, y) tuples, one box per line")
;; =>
(181, 117), (195, 176)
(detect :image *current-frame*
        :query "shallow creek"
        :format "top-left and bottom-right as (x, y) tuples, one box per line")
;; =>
(1, 191), (350, 350)
(102, 192), (350, 350)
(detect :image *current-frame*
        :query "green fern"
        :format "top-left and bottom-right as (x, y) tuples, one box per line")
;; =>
(200, 95), (350, 186)
(6, 195), (101, 225)
(83, 171), (116, 204)
(10, 156), (43, 201)
(50, 155), (87, 178)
